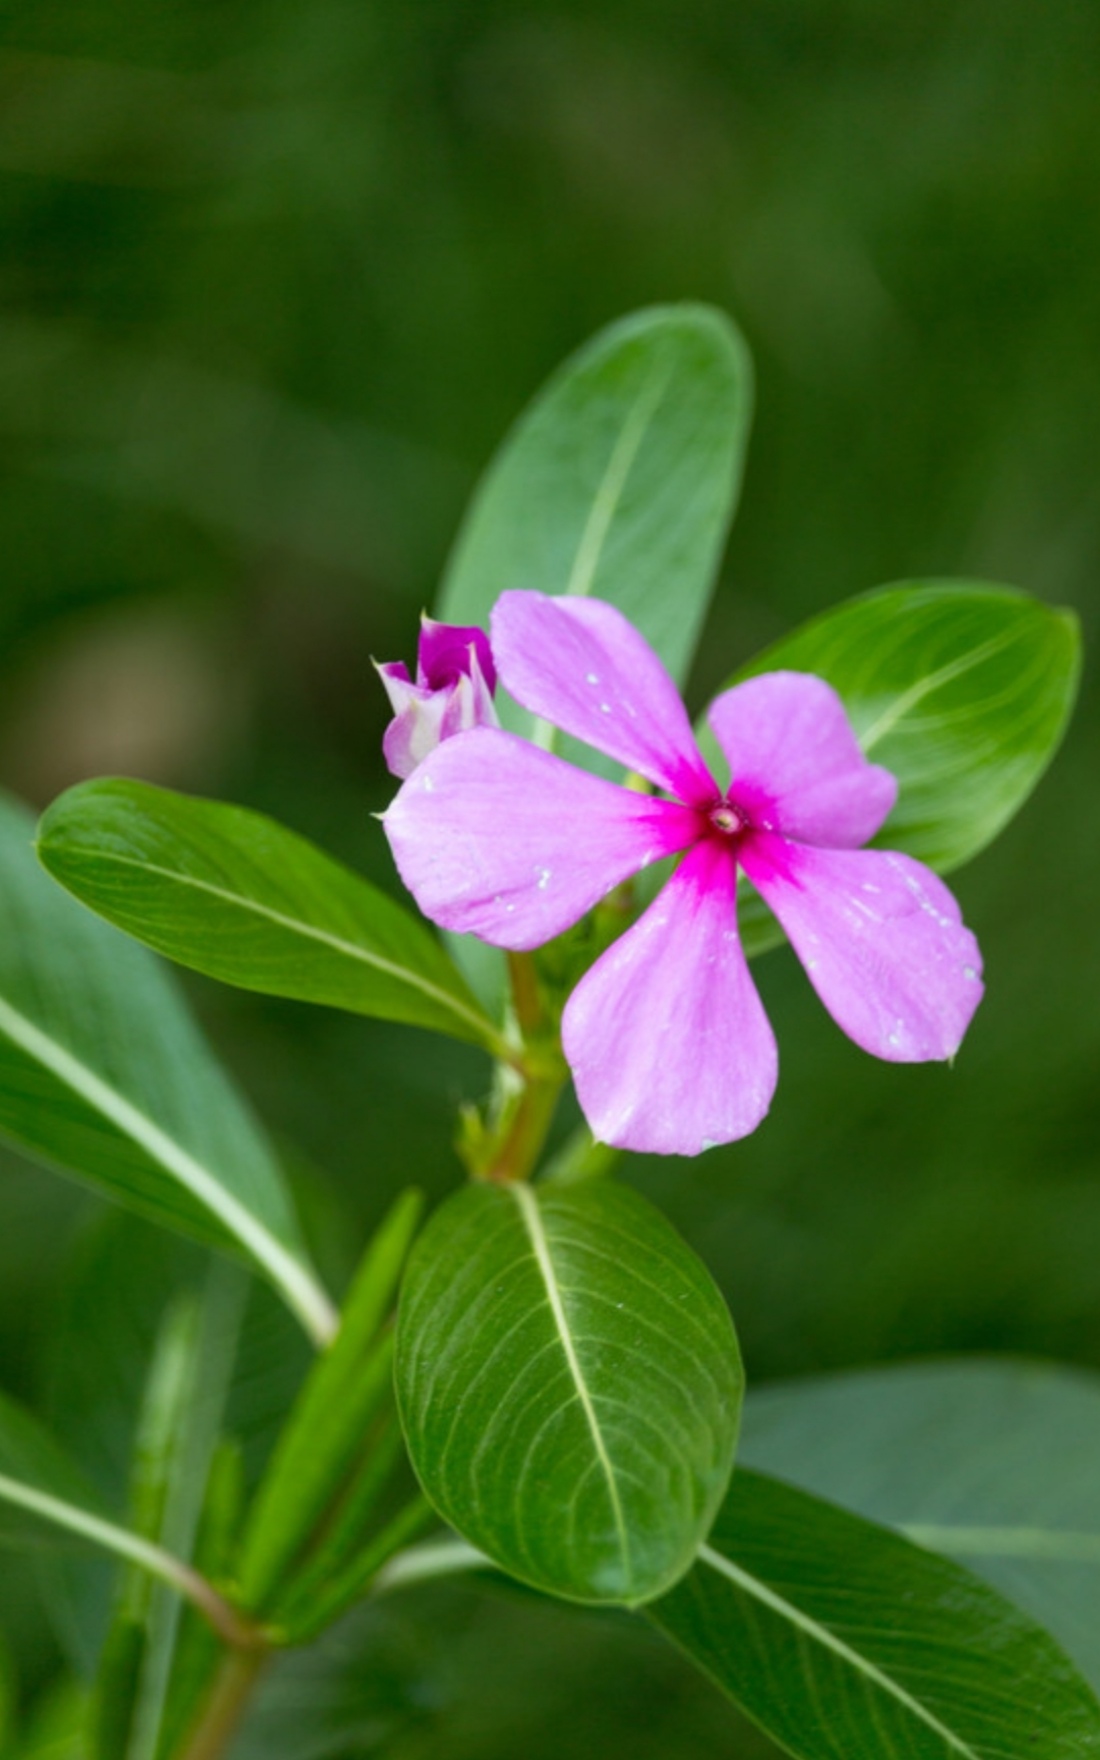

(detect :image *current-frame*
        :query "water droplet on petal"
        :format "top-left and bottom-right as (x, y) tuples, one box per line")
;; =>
(586, 672), (600, 685)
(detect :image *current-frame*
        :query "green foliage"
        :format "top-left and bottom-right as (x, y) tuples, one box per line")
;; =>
(36, 780), (503, 1056)
(648, 1468), (1100, 1760)
(739, 1359), (1100, 1692)
(237, 1190), (422, 1615)
(708, 584), (1082, 957)
(0, 793), (328, 1342)
(0, 1393), (103, 1553)
(90, 1268), (245, 1760)
(440, 304), (752, 766)
(396, 1179), (742, 1606)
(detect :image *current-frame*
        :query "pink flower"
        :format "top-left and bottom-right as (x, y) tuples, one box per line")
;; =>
(377, 615), (499, 780)
(384, 592), (984, 1156)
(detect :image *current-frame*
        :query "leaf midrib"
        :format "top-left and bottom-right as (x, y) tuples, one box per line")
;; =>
(0, 992), (335, 1346)
(564, 348), (674, 601)
(859, 626), (1022, 751)
(532, 345), (674, 752)
(41, 839), (499, 1051)
(904, 1523), (1100, 1564)
(510, 1185), (632, 1582)
(697, 1541), (981, 1760)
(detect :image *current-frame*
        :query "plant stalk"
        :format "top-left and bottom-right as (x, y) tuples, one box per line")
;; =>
(174, 1642), (270, 1760)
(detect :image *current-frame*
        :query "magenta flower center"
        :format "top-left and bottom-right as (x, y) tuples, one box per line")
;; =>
(707, 799), (747, 839)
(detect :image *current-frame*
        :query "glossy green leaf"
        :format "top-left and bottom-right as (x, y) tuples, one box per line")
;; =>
(36, 779), (504, 1057)
(395, 1179), (742, 1606)
(711, 583), (1081, 958)
(0, 792), (332, 1345)
(440, 303), (752, 750)
(739, 1359), (1100, 1693)
(648, 1468), (1100, 1760)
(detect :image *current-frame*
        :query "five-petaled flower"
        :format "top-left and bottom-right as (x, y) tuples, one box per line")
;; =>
(377, 615), (499, 780)
(384, 591), (984, 1157)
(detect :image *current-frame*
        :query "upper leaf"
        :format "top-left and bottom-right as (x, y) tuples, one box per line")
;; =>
(36, 779), (504, 1054)
(648, 1468), (1100, 1760)
(708, 583), (1081, 956)
(0, 792), (332, 1345)
(395, 1178), (742, 1606)
(739, 1358), (1100, 1693)
(439, 304), (752, 759)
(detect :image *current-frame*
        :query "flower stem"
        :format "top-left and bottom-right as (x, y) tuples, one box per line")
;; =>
(483, 1068), (564, 1184)
(174, 1642), (270, 1760)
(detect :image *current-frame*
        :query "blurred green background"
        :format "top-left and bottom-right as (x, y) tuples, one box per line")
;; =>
(1, 0), (1098, 1752)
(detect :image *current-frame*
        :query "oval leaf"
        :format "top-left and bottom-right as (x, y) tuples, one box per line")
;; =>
(707, 582), (1081, 957)
(395, 1179), (742, 1606)
(648, 1468), (1100, 1760)
(0, 792), (332, 1345)
(740, 1359), (1100, 1692)
(36, 779), (503, 1054)
(440, 304), (752, 747)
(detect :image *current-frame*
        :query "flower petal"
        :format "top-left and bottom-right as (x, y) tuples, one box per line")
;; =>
(740, 835), (984, 1061)
(562, 841), (778, 1155)
(418, 616), (497, 694)
(709, 671), (897, 847)
(384, 729), (699, 950)
(376, 669), (448, 781)
(491, 591), (717, 805)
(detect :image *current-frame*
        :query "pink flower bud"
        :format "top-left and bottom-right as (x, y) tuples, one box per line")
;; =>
(377, 616), (499, 780)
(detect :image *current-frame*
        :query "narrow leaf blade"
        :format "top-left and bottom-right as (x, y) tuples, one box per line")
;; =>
(0, 1390), (106, 1551)
(648, 1468), (1100, 1760)
(36, 780), (501, 1053)
(395, 1179), (742, 1605)
(739, 1359), (1100, 1692)
(0, 791), (330, 1345)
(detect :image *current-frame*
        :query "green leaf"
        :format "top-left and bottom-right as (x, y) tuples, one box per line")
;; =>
(0, 791), (332, 1345)
(0, 1390), (103, 1552)
(395, 1179), (742, 1606)
(238, 1190), (423, 1613)
(91, 1296), (202, 1760)
(710, 584), (1081, 957)
(0, 1631), (14, 1751)
(647, 1468), (1100, 1760)
(91, 1266), (246, 1760)
(36, 779), (504, 1056)
(738, 1359), (1100, 1693)
(440, 303), (752, 752)
(0, 1388), (203, 1606)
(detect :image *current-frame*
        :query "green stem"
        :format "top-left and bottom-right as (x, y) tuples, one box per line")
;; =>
(174, 1644), (270, 1760)
(483, 1070), (564, 1185)
(469, 951), (564, 1184)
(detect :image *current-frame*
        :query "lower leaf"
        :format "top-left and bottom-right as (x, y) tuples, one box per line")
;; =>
(647, 1468), (1100, 1760)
